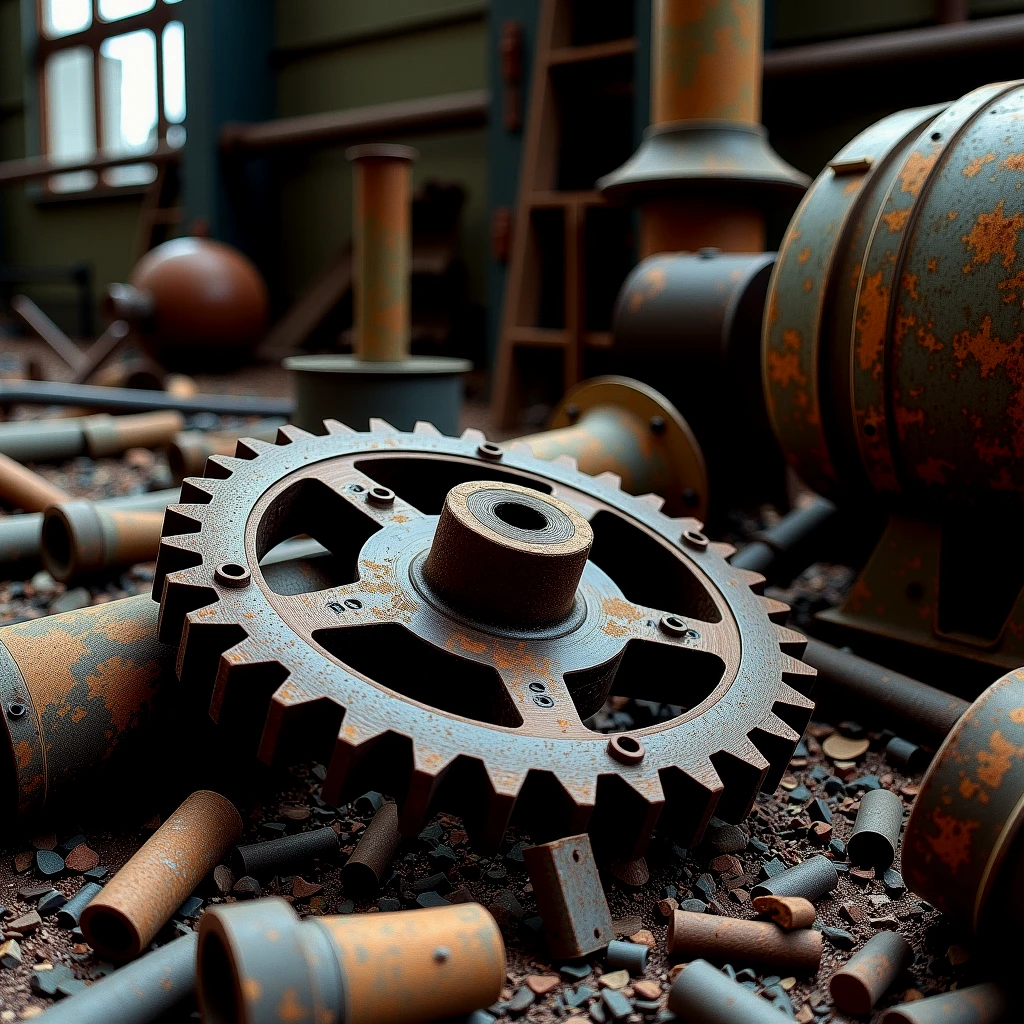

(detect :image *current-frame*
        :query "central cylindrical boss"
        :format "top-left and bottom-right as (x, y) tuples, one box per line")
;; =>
(422, 481), (593, 628)
(347, 143), (418, 363)
(198, 897), (505, 1024)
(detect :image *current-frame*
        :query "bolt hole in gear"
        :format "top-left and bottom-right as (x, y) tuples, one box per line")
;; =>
(153, 421), (814, 858)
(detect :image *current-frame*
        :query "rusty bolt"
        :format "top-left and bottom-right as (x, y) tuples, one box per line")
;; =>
(367, 485), (396, 507)
(607, 734), (646, 766)
(477, 442), (503, 460)
(681, 529), (709, 550)
(214, 562), (251, 588)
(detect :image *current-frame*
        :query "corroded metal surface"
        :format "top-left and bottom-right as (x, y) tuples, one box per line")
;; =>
(847, 787), (904, 869)
(198, 896), (504, 1024)
(830, 931), (914, 1016)
(0, 595), (174, 819)
(902, 668), (1024, 933)
(881, 983), (1009, 1024)
(522, 834), (614, 960)
(669, 959), (790, 1024)
(81, 790), (243, 960)
(342, 800), (401, 898)
(153, 421), (814, 858)
(0, 451), (68, 513)
(667, 910), (822, 971)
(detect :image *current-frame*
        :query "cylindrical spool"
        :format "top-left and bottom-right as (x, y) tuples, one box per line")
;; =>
(830, 931), (914, 1016)
(605, 939), (648, 975)
(881, 984), (1009, 1024)
(667, 911), (821, 971)
(801, 639), (967, 749)
(0, 594), (174, 819)
(669, 959), (797, 1024)
(198, 896), (505, 1024)
(56, 881), (103, 929)
(422, 481), (593, 629)
(82, 790), (242, 960)
(0, 451), (68, 512)
(848, 788), (904, 869)
(41, 501), (165, 583)
(234, 825), (340, 879)
(30, 932), (196, 1024)
(514, 376), (709, 520)
(749, 855), (838, 902)
(341, 801), (400, 898)
(347, 143), (418, 363)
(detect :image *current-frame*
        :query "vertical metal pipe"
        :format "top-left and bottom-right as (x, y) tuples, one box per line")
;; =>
(346, 144), (418, 363)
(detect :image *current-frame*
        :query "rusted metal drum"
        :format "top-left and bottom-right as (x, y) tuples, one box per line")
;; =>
(901, 667), (1024, 935)
(765, 82), (1024, 507)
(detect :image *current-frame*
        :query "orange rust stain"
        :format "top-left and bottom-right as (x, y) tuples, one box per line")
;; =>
(1010, 707), (1024, 724)
(882, 208), (910, 233)
(242, 979), (262, 1002)
(915, 457), (956, 486)
(15, 740), (34, 769)
(803, 278), (813, 292)
(603, 597), (640, 620)
(783, 329), (801, 351)
(899, 150), (938, 196)
(917, 321), (942, 353)
(963, 152), (996, 178)
(843, 179), (860, 195)
(767, 289), (780, 328)
(894, 310), (916, 345)
(797, 247), (811, 264)
(603, 622), (629, 638)
(927, 257), (939, 273)
(961, 199), (1024, 272)
(277, 988), (308, 1023)
(894, 404), (926, 439)
(948, 211), (958, 221)
(909, 386), (925, 398)
(628, 266), (667, 313)
(901, 272), (919, 300)
(976, 729), (1024, 789)
(70, 707), (87, 723)
(1001, 153), (1024, 171)
(975, 436), (1011, 465)
(998, 269), (1024, 305)
(766, 351), (806, 389)
(927, 806), (979, 873)
(952, 315), (1023, 378)
(456, 634), (487, 655)
(391, 514), (410, 524)
(855, 271), (889, 378)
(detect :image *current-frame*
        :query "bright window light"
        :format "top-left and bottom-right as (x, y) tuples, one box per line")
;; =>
(100, 29), (158, 154)
(42, 0), (91, 39)
(162, 22), (186, 123)
(98, 0), (156, 22)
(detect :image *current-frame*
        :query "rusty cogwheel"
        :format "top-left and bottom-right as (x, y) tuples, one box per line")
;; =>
(153, 420), (815, 858)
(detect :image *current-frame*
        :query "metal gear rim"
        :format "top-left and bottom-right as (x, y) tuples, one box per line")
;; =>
(154, 419), (815, 857)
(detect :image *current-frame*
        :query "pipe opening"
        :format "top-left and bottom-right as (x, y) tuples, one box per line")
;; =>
(41, 514), (72, 577)
(85, 909), (137, 959)
(200, 930), (241, 1024)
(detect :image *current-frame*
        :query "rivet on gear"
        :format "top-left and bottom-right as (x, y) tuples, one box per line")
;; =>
(154, 420), (813, 858)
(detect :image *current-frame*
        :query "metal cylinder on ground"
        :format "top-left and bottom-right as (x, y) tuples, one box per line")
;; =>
(341, 800), (400, 898)
(167, 421), (283, 483)
(0, 451), (68, 512)
(32, 932), (196, 1024)
(605, 939), (648, 975)
(881, 984), (1009, 1024)
(847, 788), (904, 869)
(730, 498), (839, 581)
(0, 411), (183, 463)
(56, 881), (103, 929)
(669, 959), (796, 1024)
(197, 897), (505, 1024)
(666, 910), (821, 971)
(749, 855), (838, 902)
(234, 825), (340, 880)
(42, 501), (165, 583)
(830, 931), (914, 1016)
(751, 895), (815, 930)
(0, 594), (175, 820)
(81, 790), (243, 960)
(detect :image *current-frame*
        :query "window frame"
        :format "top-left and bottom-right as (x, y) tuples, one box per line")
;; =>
(34, 0), (184, 199)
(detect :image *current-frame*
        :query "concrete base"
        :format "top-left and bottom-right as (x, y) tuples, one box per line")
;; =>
(284, 354), (472, 436)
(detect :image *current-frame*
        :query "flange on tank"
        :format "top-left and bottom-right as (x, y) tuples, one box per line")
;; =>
(764, 81), (1024, 670)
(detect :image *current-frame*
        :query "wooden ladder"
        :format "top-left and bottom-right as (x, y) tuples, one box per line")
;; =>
(492, 0), (638, 429)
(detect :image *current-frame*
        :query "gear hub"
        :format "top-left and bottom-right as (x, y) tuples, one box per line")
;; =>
(154, 420), (814, 857)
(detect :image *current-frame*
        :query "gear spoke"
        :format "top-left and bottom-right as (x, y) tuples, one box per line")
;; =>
(271, 582), (405, 630)
(493, 658), (589, 737)
(623, 605), (733, 657)
(321, 468), (425, 528)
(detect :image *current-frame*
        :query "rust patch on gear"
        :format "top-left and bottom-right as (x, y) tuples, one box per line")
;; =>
(961, 199), (1024, 271)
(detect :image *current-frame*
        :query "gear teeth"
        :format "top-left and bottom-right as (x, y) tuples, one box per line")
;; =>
(368, 418), (400, 435)
(677, 516), (705, 534)
(710, 540), (736, 559)
(257, 678), (343, 768)
(234, 437), (277, 460)
(732, 567), (767, 593)
(592, 770), (665, 862)
(161, 505), (203, 537)
(636, 492), (665, 510)
(324, 419), (357, 435)
(507, 440), (534, 455)
(205, 454), (248, 479)
(460, 427), (487, 444)
(760, 596), (791, 624)
(397, 749), (458, 836)
(412, 421), (442, 436)
(552, 454), (578, 471)
(179, 479), (216, 504)
(276, 424), (315, 444)
(152, 537), (204, 603)
(595, 471), (623, 489)
(710, 740), (769, 823)
(658, 760), (723, 847)
(774, 680), (816, 725)
(157, 569), (217, 647)
(749, 709), (804, 793)
(177, 604), (247, 692)
(321, 718), (390, 808)
(774, 623), (808, 657)
(781, 654), (817, 696)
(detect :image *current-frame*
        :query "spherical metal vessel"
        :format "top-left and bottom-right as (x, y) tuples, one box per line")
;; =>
(127, 237), (269, 363)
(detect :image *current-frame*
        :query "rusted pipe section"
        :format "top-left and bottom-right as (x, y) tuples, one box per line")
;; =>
(669, 959), (797, 1024)
(197, 897), (505, 1024)
(348, 144), (417, 362)
(0, 488), (179, 579)
(731, 498), (839, 580)
(847, 788), (904, 869)
(800, 638), (968, 749)
(750, 854), (838, 901)
(830, 931), (914, 1016)
(666, 910), (821, 971)
(0, 452), (68, 512)
(234, 825), (340, 879)
(32, 932), (197, 1024)
(41, 501), (165, 583)
(341, 800), (400, 898)
(167, 421), (284, 483)
(751, 895), (816, 930)
(82, 790), (242, 960)
(0, 411), (184, 463)
(0, 595), (175, 820)
(881, 984), (1010, 1024)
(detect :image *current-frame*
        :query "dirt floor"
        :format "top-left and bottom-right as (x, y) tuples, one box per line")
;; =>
(0, 352), (977, 1023)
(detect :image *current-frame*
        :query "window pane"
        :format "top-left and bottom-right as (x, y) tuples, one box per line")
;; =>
(45, 47), (96, 162)
(100, 30), (158, 156)
(42, 0), (91, 39)
(103, 162), (158, 187)
(162, 22), (186, 123)
(98, 0), (156, 22)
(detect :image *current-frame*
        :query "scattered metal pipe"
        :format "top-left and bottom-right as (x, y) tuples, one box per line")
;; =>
(233, 825), (340, 880)
(751, 895), (816, 930)
(847, 789), (904, 869)
(56, 881), (103, 929)
(880, 984), (1009, 1024)
(197, 897), (505, 1024)
(0, 451), (68, 512)
(341, 800), (400, 898)
(0, 380), (293, 418)
(830, 931), (914, 1016)
(82, 790), (243, 960)
(749, 855), (838, 902)
(605, 939), (648, 975)
(0, 594), (175, 820)
(730, 498), (839, 580)
(167, 421), (284, 483)
(669, 959), (794, 1024)
(0, 411), (184, 463)
(667, 911), (821, 971)
(32, 932), (197, 1024)
(800, 638), (968, 749)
